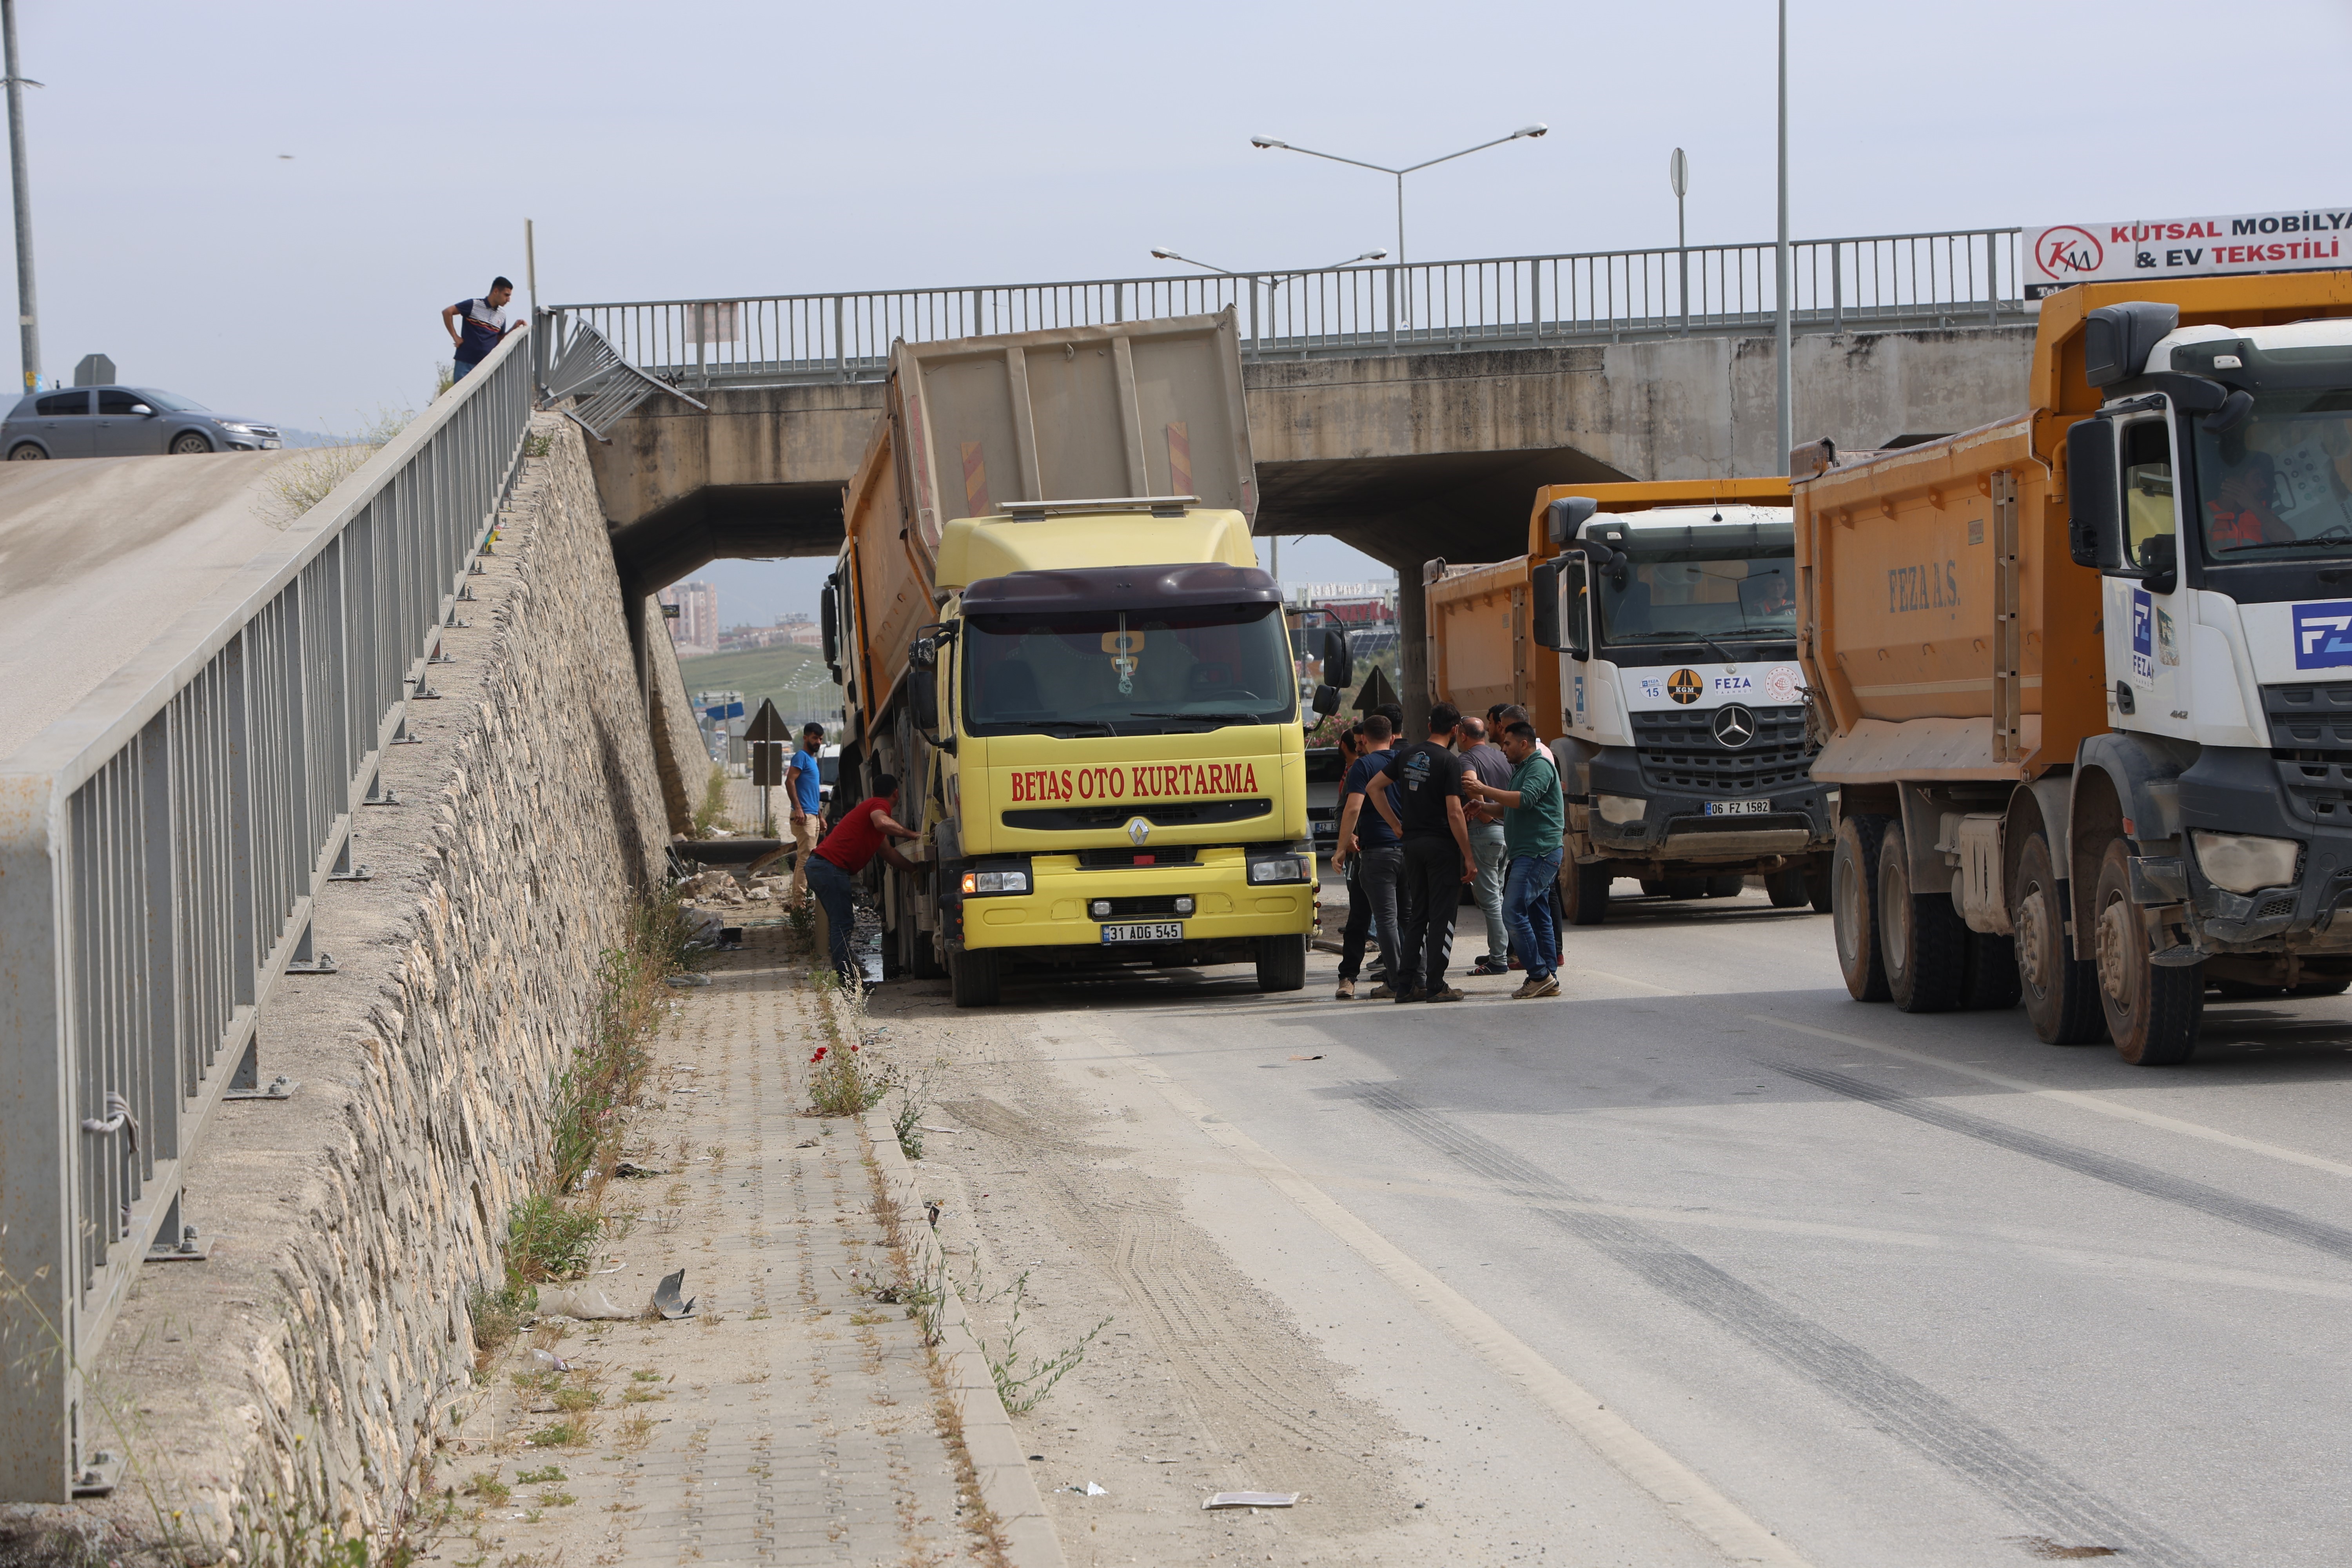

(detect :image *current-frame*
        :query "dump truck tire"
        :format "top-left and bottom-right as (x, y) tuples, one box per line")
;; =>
(1833, 814), (1892, 1003)
(949, 947), (1001, 1008)
(1766, 866), (1811, 907)
(1880, 819), (1968, 1013)
(1562, 859), (1612, 926)
(2011, 831), (2106, 1045)
(1256, 934), (1307, 992)
(2092, 838), (2203, 1065)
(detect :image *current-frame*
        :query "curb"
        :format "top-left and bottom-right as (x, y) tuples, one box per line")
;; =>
(862, 1108), (1067, 1568)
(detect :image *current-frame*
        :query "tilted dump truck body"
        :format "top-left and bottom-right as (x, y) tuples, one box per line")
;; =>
(1797, 271), (2352, 1062)
(824, 311), (1325, 1005)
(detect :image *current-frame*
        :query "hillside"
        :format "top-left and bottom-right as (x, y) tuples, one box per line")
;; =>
(674, 642), (843, 728)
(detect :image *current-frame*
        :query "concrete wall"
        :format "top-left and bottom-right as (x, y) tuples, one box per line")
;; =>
(33, 418), (675, 1559)
(643, 597), (715, 836)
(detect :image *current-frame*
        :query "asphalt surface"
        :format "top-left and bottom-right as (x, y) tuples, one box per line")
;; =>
(929, 874), (2352, 1566)
(0, 447), (324, 762)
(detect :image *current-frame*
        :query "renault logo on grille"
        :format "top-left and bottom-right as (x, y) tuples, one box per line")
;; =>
(1126, 816), (1152, 846)
(1711, 704), (1758, 748)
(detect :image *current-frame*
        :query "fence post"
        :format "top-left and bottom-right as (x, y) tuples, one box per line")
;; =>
(0, 778), (74, 1502)
(1386, 267), (1397, 352)
(833, 296), (846, 380)
(1986, 231), (2000, 326)
(1832, 245), (1844, 335)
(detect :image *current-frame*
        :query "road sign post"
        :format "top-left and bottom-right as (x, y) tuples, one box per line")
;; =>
(745, 699), (790, 839)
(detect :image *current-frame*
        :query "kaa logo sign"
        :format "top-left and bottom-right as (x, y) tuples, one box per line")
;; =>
(2294, 600), (2352, 670)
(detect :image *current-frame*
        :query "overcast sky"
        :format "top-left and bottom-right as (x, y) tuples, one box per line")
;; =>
(12, 0), (2347, 621)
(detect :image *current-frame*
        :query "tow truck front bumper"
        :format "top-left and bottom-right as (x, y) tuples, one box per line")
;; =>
(942, 844), (1317, 967)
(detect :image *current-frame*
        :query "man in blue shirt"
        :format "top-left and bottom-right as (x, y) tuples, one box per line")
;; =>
(1330, 713), (1402, 999)
(441, 277), (518, 382)
(785, 722), (827, 908)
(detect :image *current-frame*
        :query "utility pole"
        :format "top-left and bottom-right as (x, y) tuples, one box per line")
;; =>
(3, 0), (38, 394)
(1774, 0), (1793, 474)
(1671, 148), (1689, 337)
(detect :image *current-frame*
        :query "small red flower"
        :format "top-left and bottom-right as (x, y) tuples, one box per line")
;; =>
(809, 1046), (828, 1063)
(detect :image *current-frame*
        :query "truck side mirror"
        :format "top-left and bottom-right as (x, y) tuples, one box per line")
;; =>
(1560, 557), (1591, 661)
(1321, 627), (1352, 692)
(1310, 684), (1341, 717)
(1530, 562), (1561, 650)
(820, 586), (840, 667)
(2137, 532), (2178, 597)
(2066, 418), (2123, 570)
(1547, 496), (1599, 545)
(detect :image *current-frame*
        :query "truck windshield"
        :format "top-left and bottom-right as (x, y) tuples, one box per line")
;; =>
(963, 603), (1295, 735)
(1595, 543), (1797, 647)
(2194, 391), (2352, 559)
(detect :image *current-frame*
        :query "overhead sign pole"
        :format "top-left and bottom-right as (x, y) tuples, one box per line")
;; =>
(3, 0), (39, 394)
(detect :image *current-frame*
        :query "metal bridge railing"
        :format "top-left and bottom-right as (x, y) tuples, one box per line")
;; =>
(546, 228), (2027, 391)
(0, 329), (534, 1502)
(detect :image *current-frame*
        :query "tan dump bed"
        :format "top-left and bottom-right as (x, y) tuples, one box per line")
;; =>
(838, 310), (1257, 726)
(1796, 273), (2352, 784)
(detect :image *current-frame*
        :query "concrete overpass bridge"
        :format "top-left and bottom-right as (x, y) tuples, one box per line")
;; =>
(1, 225), (2039, 1518)
(553, 227), (2034, 694)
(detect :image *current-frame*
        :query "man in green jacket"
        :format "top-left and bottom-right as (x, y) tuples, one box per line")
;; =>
(1463, 720), (1565, 999)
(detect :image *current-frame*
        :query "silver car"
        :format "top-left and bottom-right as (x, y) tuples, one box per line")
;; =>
(2, 385), (281, 459)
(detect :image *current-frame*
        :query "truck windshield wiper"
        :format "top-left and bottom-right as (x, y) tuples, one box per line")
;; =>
(1036, 719), (1121, 736)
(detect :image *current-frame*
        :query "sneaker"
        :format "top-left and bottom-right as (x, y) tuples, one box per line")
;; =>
(1524, 974), (1561, 999)
(1335, 976), (1357, 1000)
(1368, 982), (1396, 999)
(1394, 987), (1425, 1004)
(1471, 956), (1509, 976)
(1425, 985), (1466, 1003)
(1509, 977), (1540, 999)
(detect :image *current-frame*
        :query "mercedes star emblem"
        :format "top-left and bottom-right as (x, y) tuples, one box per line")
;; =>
(1126, 816), (1152, 846)
(1711, 704), (1757, 748)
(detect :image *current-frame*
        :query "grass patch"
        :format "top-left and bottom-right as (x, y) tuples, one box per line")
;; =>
(526, 1419), (591, 1450)
(691, 765), (733, 837)
(466, 1280), (535, 1365)
(515, 1466), (564, 1486)
(507, 1196), (602, 1282)
(463, 1474), (510, 1506)
(257, 408), (412, 527)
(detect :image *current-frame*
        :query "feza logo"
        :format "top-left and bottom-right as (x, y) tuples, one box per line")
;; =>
(2131, 588), (2154, 681)
(2294, 600), (2352, 670)
(2038, 226), (2103, 279)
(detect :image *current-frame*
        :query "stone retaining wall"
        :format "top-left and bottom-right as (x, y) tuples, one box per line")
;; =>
(13, 417), (675, 1560)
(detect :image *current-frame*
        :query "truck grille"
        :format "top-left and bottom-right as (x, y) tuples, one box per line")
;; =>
(2265, 684), (2352, 820)
(1630, 705), (1813, 796)
(1096, 895), (1188, 918)
(1077, 847), (1199, 867)
(1002, 800), (1269, 831)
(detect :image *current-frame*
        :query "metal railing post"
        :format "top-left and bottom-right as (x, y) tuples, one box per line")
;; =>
(1986, 230), (2000, 326)
(833, 296), (846, 379)
(1386, 266), (1397, 352)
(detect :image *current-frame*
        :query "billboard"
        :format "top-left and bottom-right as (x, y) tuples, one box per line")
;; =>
(2025, 207), (2352, 298)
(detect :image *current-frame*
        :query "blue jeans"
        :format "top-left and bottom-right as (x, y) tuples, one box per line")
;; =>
(807, 854), (860, 986)
(1504, 850), (1563, 982)
(452, 356), (480, 382)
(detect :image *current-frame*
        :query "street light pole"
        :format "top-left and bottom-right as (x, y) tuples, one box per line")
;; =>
(1252, 126), (1545, 323)
(1671, 148), (1690, 338)
(1774, 0), (1793, 474)
(2, 0), (38, 394)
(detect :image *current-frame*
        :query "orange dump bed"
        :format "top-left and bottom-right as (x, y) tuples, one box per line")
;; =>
(1796, 272), (2352, 784)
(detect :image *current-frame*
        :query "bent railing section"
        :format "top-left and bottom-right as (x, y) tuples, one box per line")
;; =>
(0, 329), (533, 1501)
(546, 228), (2027, 390)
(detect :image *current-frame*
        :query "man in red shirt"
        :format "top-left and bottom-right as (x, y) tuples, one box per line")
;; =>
(807, 774), (921, 989)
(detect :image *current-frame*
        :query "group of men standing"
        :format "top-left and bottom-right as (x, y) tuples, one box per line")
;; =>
(1330, 701), (1566, 1002)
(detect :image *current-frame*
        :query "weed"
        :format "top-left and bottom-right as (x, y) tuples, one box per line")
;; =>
(630, 1368), (662, 1382)
(506, 1195), (603, 1282)
(692, 766), (734, 837)
(523, 431), (553, 459)
(464, 1474), (512, 1506)
(257, 409), (414, 527)
(526, 1419), (590, 1449)
(622, 1385), (664, 1405)
(467, 1281), (535, 1363)
(890, 1070), (931, 1160)
(975, 1271), (1110, 1417)
(552, 1386), (601, 1413)
(515, 1466), (564, 1485)
(616, 1414), (656, 1454)
(535, 1492), (577, 1510)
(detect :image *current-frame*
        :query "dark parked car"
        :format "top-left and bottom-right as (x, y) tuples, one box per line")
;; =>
(2, 386), (281, 459)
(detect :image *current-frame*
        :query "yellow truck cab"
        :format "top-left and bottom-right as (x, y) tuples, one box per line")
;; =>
(825, 312), (1342, 1005)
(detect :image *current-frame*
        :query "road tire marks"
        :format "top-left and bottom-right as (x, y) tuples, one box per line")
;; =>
(1777, 1064), (2352, 1268)
(1348, 1080), (2214, 1568)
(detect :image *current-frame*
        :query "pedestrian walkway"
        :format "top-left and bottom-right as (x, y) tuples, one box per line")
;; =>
(429, 929), (1001, 1567)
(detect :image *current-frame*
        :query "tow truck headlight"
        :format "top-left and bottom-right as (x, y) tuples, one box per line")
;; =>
(1596, 793), (1646, 825)
(1173, 895), (1196, 915)
(1248, 855), (1310, 884)
(960, 868), (1030, 895)
(1089, 899), (1112, 918)
(2191, 831), (2301, 895)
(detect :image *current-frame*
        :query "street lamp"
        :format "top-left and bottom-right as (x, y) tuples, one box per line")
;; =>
(1670, 148), (1690, 337)
(1250, 125), (1545, 272)
(1150, 247), (1387, 276)
(1775, 0), (1793, 472)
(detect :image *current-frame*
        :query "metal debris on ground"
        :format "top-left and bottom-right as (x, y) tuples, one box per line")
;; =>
(1202, 1492), (1300, 1510)
(613, 1160), (665, 1178)
(652, 1267), (697, 1319)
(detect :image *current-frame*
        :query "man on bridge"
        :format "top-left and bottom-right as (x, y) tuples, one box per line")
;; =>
(442, 277), (519, 382)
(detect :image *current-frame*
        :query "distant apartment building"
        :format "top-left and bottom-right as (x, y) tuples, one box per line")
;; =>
(659, 581), (719, 655)
(716, 612), (824, 653)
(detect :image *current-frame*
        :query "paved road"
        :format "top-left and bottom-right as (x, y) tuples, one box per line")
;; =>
(0, 447), (325, 761)
(892, 876), (2352, 1567)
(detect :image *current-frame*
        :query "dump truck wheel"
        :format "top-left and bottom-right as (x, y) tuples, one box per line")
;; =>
(949, 946), (1001, 1008)
(1705, 874), (1744, 898)
(2092, 838), (2203, 1065)
(1766, 866), (1811, 907)
(1806, 853), (1834, 913)
(1562, 859), (1612, 926)
(1833, 814), (1892, 1002)
(2293, 978), (2352, 998)
(1255, 934), (1307, 993)
(2011, 831), (2105, 1044)
(1639, 878), (1666, 897)
(1962, 931), (2023, 1011)
(1880, 820), (1968, 1013)
(1662, 876), (1707, 900)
